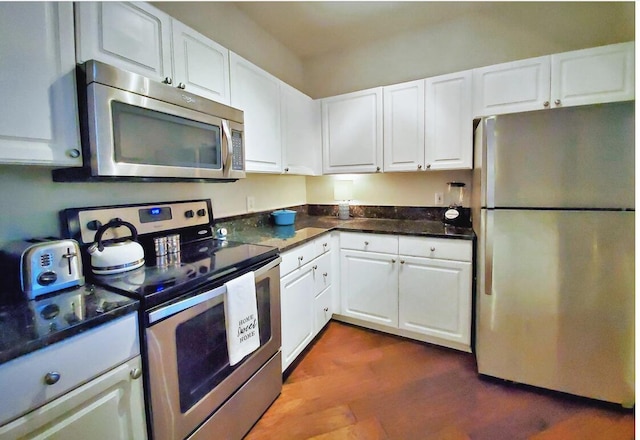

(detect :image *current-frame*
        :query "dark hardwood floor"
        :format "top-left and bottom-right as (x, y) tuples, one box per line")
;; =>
(245, 321), (634, 440)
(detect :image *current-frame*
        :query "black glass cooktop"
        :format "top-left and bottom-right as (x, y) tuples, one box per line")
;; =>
(90, 239), (278, 310)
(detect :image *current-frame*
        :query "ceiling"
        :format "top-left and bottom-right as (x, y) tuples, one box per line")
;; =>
(231, 2), (497, 59)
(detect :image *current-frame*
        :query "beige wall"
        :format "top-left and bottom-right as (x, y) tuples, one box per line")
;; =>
(304, 2), (635, 97)
(152, 1), (306, 91)
(306, 171), (472, 207)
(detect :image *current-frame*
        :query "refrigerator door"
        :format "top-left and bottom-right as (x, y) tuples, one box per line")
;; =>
(476, 209), (635, 405)
(489, 101), (634, 209)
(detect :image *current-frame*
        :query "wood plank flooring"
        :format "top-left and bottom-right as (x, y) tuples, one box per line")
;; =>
(245, 321), (634, 440)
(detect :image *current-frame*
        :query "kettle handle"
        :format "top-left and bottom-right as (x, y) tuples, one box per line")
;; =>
(93, 219), (139, 252)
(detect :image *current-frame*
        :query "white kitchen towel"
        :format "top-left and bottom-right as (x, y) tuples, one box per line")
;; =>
(224, 271), (260, 366)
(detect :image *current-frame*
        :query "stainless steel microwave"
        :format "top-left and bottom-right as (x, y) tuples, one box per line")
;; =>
(74, 60), (245, 181)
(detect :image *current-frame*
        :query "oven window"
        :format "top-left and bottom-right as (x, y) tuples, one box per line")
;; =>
(112, 101), (222, 169)
(175, 276), (272, 413)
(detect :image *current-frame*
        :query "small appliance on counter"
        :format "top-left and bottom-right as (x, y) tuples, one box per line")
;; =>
(443, 182), (471, 227)
(87, 219), (145, 275)
(0, 238), (84, 300)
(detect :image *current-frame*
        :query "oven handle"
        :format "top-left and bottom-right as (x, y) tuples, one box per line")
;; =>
(147, 256), (281, 324)
(148, 284), (226, 324)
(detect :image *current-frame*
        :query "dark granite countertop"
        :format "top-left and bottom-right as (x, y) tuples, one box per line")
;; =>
(223, 214), (475, 253)
(0, 285), (139, 365)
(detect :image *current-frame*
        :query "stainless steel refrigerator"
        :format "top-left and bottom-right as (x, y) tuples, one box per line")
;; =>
(471, 101), (635, 406)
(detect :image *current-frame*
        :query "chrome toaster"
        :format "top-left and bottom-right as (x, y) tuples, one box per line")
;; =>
(0, 238), (85, 299)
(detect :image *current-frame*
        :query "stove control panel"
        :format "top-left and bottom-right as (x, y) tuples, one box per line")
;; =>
(64, 200), (213, 245)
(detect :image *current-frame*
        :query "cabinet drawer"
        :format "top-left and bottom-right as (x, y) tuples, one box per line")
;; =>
(0, 313), (139, 426)
(340, 232), (398, 254)
(313, 251), (332, 294)
(280, 241), (317, 276)
(399, 236), (472, 261)
(314, 234), (332, 256)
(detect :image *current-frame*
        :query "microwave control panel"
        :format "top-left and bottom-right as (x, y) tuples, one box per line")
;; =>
(231, 130), (244, 171)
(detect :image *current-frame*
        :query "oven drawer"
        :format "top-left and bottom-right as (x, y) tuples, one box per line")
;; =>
(0, 313), (139, 426)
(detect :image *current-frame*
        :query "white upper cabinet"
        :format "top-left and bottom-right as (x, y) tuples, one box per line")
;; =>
(383, 80), (425, 172)
(382, 72), (472, 172)
(322, 88), (384, 174)
(0, 2), (81, 166)
(75, 2), (173, 82)
(425, 70), (473, 170)
(550, 41), (634, 109)
(171, 20), (231, 105)
(281, 83), (321, 175)
(472, 56), (551, 117)
(230, 52), (282, 173)
(473, 42), (634, 117)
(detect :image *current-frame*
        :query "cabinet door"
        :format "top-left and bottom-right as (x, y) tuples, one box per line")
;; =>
(75, 1), (173, 82)
(0, 2), (81, 166)
(280, 265), (315, 371)
(0, 356), (147, 439)
(230, 52), (282, 173)
(281, 82), (321, 175)
(398, 256), (472, 348)
(425, 70), (473, 170)
(171, 20), (230, 105)
(313, 252), (332, 295)
(314, 287), (333, 334)
(340, 249), (398, 328)
(473, 56), (551, 117)
(322, 88), (383, 174)
(383, 80), (425, 172)
(551, 42), (634, 109)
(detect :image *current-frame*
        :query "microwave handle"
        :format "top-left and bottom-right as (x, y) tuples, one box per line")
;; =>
(221, 120), (232, 173)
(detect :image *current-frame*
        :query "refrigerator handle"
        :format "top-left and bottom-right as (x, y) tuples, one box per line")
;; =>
(485, 117), (496, 209)
(484, 209), (494, 296)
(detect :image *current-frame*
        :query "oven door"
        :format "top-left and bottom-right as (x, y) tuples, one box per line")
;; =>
(145, 258), (281, 440)
(87, 82), (244, 179)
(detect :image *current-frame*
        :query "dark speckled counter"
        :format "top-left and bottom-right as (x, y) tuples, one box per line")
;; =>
(222, 214), (475, 253)
(0, 285), (139, 365)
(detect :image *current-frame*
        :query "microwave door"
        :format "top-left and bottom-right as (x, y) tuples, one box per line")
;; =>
(88, 83), (227, 179)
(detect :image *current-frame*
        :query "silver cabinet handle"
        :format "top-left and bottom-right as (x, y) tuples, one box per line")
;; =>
(543, 101), (550, 107)
(178, 83), (186, 89)
(391, 259), (396, 263)
(313, 265), (318, 270)
(430, 247), (436, 252)
(554, 99), (561, 106)
(417, 164), (422, 169)
(130, 368), (142, 380)
(324, 307), (329, 312)
(426, 163), (431, 169)
(67, 148), (81, 158)
(364, 241), (369, 246)
(376, 166), (381, 172)
(284, 167), (289, 172)
(44, 372), (61, 385)
(298, 256), (304, 262)
(323, 272), (328, 277)
(400, 260), (405, 264)
(323, 243), (328, 248)
(163, 77), (173, 85)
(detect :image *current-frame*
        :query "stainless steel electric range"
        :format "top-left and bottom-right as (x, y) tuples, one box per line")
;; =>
(62, 199), (282, 440)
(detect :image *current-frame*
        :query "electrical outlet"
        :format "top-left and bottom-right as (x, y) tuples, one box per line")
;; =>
(435, 192), (444, 206)
(246, 196), (255, 212)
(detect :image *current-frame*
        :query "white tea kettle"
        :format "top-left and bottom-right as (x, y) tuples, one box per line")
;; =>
(88, 219), (145, 275)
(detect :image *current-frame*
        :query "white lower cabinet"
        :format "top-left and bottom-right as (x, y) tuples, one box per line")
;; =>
(0, 356), (146, 440)
(280, 263), (316, 371)
(338, 232), (473, 352)
(340, 249), (399, 328)
(398, 256), (472, 347)
(0, 313), (146, 439)
(280, 234), (336, 371)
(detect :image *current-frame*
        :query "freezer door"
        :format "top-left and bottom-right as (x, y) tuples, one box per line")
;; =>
(476, 209), (635, 405)
(489, 101), (634, 209)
